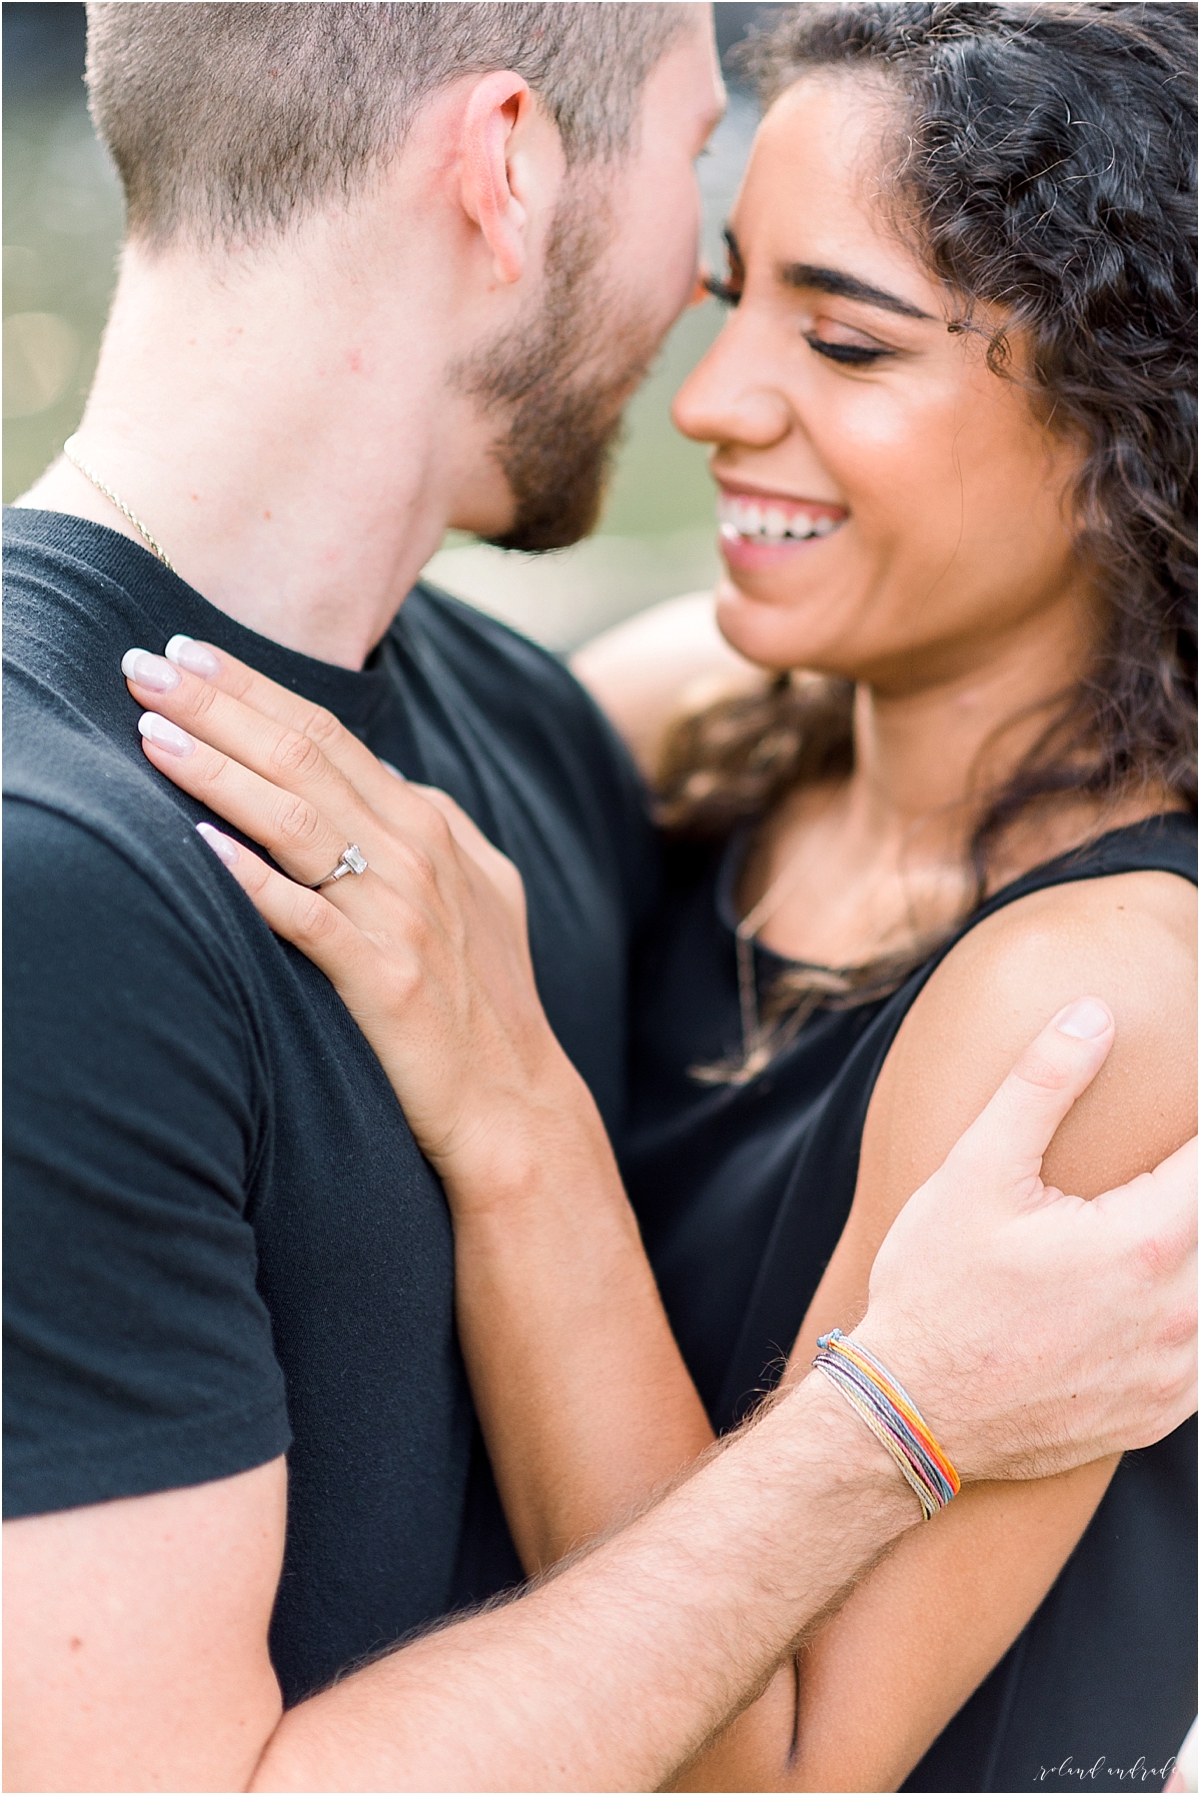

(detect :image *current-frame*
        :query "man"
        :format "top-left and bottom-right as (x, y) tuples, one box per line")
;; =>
(3, 5), (1195, 1789)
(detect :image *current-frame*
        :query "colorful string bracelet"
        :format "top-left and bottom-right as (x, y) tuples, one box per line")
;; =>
(813, 1329), (961, 1521)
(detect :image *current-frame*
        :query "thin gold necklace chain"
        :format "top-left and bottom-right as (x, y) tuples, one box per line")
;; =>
(732, 801), (916, 1072)
(734, 828), (818, 1073)
(734, 808), (965, 1073)
(734, 827), (819, 1068)
(61, 435), (176, 572)
(735, 835), (814, 945)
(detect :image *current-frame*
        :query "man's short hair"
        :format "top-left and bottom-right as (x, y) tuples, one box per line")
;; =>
(86, 1), (695, 249)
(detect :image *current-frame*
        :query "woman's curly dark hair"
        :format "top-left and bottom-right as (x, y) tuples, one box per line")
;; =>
(661, 1), (1197, 859)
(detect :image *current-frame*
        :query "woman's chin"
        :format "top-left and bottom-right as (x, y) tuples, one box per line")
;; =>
(714, 577), (849, 677)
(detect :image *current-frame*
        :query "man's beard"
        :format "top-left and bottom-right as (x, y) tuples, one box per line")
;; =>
(452, 191), (661, 553)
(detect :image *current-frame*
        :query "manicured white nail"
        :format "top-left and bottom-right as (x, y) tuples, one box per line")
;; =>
(1056, 998), (1112, 1040)
(138, 712), (196, 756)
(197, 822), (240, 866)
(165, 635), (221, 678)
(380, 759), (406, 780)
(122, 648), (181, 693)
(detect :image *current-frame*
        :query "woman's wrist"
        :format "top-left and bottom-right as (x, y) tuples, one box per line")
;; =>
(435, 1049), (625, 1224)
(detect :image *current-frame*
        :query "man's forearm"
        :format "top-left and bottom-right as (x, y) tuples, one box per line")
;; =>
(252, 1376), (917, 1793)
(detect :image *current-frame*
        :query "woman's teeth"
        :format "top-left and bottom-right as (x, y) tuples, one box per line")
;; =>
(717, 494), (842, 541)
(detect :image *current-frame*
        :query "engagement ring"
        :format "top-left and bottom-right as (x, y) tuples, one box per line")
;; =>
(310, 844), (368, 889)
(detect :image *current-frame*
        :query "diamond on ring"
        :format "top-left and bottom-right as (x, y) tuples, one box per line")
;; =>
(311, 844), (368, 889)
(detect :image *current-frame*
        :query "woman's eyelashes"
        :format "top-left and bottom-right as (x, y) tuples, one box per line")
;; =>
(703, 276), (898, 367)
(805, 335), (895, 366)
(704, 273), (742, 306)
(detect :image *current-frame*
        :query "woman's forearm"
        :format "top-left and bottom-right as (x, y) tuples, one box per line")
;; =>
(446, 1066), (715, 1572)
(443, 1075), (1111, 1795)
(444, 1072), (819, 1788)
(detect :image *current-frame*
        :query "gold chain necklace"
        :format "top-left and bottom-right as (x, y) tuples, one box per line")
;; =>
(734, 835), (816, 1069)
(734, 810), (968, 1077)
(733, 793), (923, 1075)
(61, 435), (176, 572)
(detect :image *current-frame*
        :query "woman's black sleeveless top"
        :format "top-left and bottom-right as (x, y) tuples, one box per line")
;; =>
(622, 814), (1197, 1793)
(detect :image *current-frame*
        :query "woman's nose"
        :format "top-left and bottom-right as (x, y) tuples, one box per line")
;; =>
(671, 319), (791, 449)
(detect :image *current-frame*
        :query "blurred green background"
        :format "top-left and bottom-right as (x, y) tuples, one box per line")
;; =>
(3, 2), (778, 648)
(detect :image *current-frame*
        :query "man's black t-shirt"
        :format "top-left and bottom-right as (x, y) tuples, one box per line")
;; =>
(3, 508), (657, 1702)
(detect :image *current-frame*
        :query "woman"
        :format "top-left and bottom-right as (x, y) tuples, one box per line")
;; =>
(125, 4), (1196, 1787)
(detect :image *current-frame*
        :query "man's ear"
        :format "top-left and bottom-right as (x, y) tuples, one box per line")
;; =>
(459, 72), (539, 285)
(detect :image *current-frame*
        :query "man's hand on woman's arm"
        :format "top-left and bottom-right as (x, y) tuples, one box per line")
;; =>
(6, 1002), (1195, 1793)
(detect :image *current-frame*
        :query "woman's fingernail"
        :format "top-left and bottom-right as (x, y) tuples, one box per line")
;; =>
(138, 712), (196, 756)
(196, 822), (240, 866)
(122, 648), (181, 693)
(380, 759), (406, 781)
(1056, 998), (1113, 1040)
(165, 635), (221, 678)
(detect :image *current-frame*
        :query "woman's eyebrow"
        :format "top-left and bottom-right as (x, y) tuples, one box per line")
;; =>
(779, 261), (934, 321)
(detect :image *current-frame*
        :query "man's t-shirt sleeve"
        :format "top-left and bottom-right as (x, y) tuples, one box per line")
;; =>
(4, 801), (291, 1518)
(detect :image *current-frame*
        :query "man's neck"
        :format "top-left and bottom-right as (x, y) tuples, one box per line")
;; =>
(18, 237), (504, 670)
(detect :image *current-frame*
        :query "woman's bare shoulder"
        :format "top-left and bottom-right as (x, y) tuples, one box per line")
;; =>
(859, 867), (1196, 1226)
(570, 592), (768, 779)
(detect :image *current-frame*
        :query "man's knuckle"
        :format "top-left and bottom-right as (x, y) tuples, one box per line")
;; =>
(1159, 1297), (1197, 1353)
(1136, 1228), (1175, 1282)
(1149, 1358), (1186, 1419)
(1015, 1050), (1073, 1095)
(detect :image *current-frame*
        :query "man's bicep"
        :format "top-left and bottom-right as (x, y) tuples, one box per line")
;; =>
(4, 803), (291, 1519)
(3, 1458), (288, 1794)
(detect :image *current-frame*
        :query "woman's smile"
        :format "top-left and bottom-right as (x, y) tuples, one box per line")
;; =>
(675, 74), (1096, 686)
(716, 482), (848, 571)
